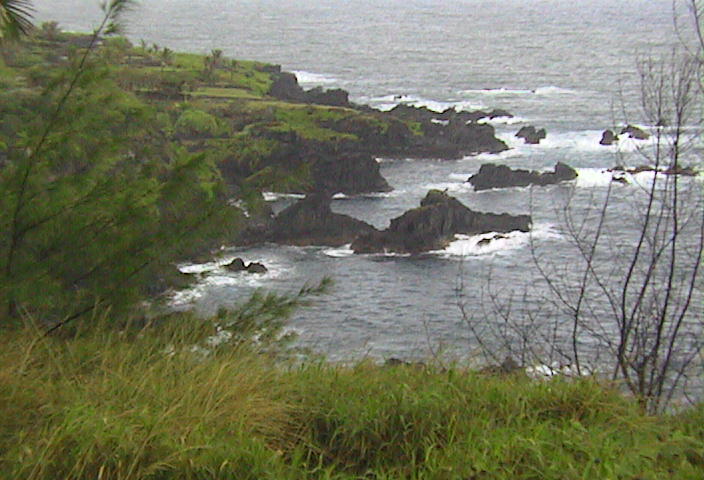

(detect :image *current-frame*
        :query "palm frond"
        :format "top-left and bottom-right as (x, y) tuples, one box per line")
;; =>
(0, 0), (34, 40)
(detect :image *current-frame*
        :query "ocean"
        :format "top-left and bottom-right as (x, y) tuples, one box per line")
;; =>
(37, 0), (703, 365)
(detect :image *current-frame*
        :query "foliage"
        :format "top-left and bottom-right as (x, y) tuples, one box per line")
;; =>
(0, 2), (243, 328)
(0, 0), (33, 40)
(174, 107), (224, 138)
(1, 320), (703, 479)
(460, 50), (704, 413)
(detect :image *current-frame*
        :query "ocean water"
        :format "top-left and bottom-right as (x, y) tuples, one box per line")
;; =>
(37, 1), (703, 363)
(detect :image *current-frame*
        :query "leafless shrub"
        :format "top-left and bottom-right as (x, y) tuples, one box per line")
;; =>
(460, 50), (704, 413)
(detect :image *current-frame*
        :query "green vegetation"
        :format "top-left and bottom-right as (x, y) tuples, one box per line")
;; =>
(1, 319), (703, 479)
(3, 9), (703, 479)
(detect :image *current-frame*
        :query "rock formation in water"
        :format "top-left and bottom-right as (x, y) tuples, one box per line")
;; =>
(515, 125), (547, 144)
(350, 190), (531, 254)
(224, 258), (269, 274)
(607, 164), (698, 176)
(467, 162), (578, 190)
(599, 125), (650, 146)
(599, 129), (618, 145)
(310, 152), (391, 195)
(620, 125), (650, 140)
(272, 193), (377, 246)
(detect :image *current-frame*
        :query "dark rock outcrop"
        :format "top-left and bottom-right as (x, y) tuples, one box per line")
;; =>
(476, 233), (508, 247)
(225, 257), (246, 272)
(272, 193), (377, 246)
(245, 262), (268, 274)
(620, 125), (650, 140)
(468, 162), (578, 191)
(599, 129), (618, 145)
(608, 164), (698, 176)
(516, 126), (546, 144)
(268, 72), (350, 107)
(351, 190), (531, 254)
(383, 104), (509, 157)
(224, 258), (268, 274)
(311, 152), (391, 195)
(303, 86), (350, 107)
(268, 71), (306, 102)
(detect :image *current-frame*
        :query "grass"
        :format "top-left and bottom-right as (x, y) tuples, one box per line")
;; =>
(1, 316), (703, 479)
(191, 87), (261, 100)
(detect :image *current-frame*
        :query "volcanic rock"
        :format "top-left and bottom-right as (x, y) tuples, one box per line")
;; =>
(272, 193), (377, 246)
(350, 190), (531, 254)
(311, 152), (391, 195)
(303, 86), (350, 107)
(224, 258), (268, 274)
(268, 72), (350, 107)
(225, 257), (246, 272)
(467, 162), (578, 191)
(599, 129), (618, 145)
(245, 262), (268, 274)
(620, 125), (650, 140)
(607, 164), (697, 176)
(515, 126), (547, 144)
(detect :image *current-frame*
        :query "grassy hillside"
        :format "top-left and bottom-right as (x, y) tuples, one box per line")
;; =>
(0, 26), (417, 189)
(1, 318), (703, 480)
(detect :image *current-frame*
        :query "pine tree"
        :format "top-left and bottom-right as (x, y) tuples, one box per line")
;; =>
(0, 1), (242, 328)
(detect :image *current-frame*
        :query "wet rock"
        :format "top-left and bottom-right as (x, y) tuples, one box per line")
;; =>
(611, 173), (629, 184)
(384, 104), (509, 157)
(268, 71), (306, 102)
(516, 125), (547, 144)
(272, 193), (377, 246)
(245, 262), (268, 274)
(476, 234), (508, 246)
(311, 152), (391, 195)
(224, 257), (246, 272)
(303, 86), (350, 107)
(351, 190), (531, 254)
(607, 164), (698, 176)
(620, 124), (650, 140)
(268, 72), (350, 107)
(599, 129), (618, 145)
(467, 162), (578, 191)
(224, 258), (268, 274)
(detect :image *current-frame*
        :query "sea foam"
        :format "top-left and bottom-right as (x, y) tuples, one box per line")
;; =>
(292, 70), (338, 86)
(432, 224), (562, 259)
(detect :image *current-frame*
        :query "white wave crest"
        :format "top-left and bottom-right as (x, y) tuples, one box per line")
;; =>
(458, 87), (534, 96)
(575, 168), (702, 188)
(322, 245), (354, 258)
(172, 256), (287, 306)
(497, 129), (656, 154)
(468, 148), (526, 162)
(420, 180), (472, 194)
(458, 86), (577, 97)
(263, 192), (306, 202)
(433, 224), (562, 258)
(366, 94), (487, 113)
(533, 86), (578, 95)
(478, 115), (528, 126)
(448, 173), (471, 181)
(292, 70), (338, 86)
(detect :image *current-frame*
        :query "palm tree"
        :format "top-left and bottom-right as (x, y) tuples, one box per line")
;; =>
(0, 0), (34, 40)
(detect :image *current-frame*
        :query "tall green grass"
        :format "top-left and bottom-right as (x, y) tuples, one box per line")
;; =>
(1, 318), (702, 479)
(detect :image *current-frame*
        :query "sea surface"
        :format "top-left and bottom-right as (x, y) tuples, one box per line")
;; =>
(37, 1), (703, 365)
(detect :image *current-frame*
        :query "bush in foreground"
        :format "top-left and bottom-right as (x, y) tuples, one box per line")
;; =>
(1, 318), (703, 480)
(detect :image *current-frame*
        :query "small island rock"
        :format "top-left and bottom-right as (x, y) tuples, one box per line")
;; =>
(272, 193), (377, 246)
(467, 162), (578, 191)
(351, 190), (531, 254)
(516, 126), (547, 144)
(599, 129), (618, 146)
